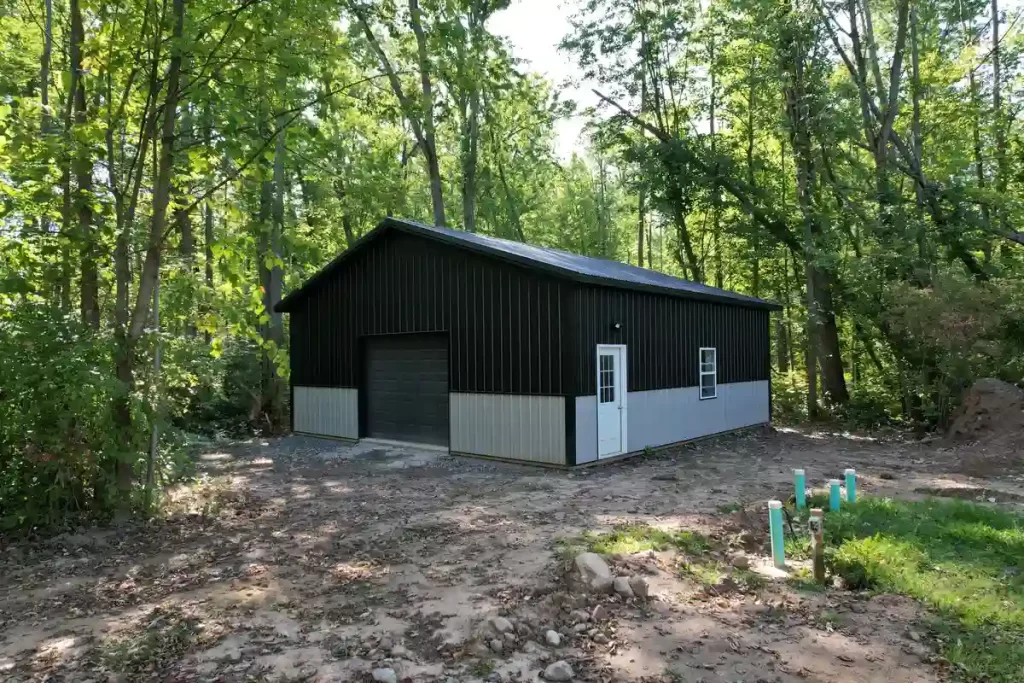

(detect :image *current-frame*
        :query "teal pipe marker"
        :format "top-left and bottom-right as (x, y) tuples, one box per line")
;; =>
(829, 479), (842, 511)
(794, 469), (806, 509)
(768, 500), (785, 568)
(845, 468), (857, 503)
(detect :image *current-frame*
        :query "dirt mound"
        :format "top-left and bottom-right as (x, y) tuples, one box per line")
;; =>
(947, 378), (1024, 475)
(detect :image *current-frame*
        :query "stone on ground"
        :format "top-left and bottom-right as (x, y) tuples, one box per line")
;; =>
(545, 629), (562, 647)
(591, 576), (614, 594)
(568, 608), (589, 623)
(591, 604), (609, 621)
(488, 615), (515, 634)
(489, 638), (504, 654)
(628, 575), (648, 599)
(730, 552), (750, 569)
(612, 576), (634, 598)
(543, 660), (575, 681)
(574, 552), (612, 588)
(372, 668), (398, 683)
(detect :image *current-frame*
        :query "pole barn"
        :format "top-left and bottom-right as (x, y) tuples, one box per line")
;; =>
(276, 217), (780, 466)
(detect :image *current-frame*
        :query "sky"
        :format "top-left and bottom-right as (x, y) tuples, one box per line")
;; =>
(491, 0), (597, 159)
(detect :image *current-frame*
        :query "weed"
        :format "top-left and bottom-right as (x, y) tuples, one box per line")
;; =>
(716, 501), (744, 514)
(470, 659), (494, 677)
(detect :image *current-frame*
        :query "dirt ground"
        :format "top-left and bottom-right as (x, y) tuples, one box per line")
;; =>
(3, 427), (1024, 683)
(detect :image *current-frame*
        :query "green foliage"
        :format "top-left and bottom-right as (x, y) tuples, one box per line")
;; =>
(824, 498), (1024, 682)
(0, 304), (130, 529)
(574, 523), (711, 556)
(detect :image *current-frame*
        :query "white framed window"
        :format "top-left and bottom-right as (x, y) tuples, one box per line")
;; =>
(699, 347), (717, 400)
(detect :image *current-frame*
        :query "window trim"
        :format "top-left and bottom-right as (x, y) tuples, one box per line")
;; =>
(699, 347), (717, 400)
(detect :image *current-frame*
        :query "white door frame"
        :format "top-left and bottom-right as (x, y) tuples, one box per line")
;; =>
(596, 344), (628, 458)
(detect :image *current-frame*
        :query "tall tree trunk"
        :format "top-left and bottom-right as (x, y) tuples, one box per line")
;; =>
(408, 0), (446, 226)
(117, 0), (186, 503)
(40, 0), (52, 134)
(747, 57), (759, 296)
(462, 88), (479, 232)
(784, 16), (819, 418)
(709, 36), (723, 289)
(176, 109), (196, 336)
(257, 116), (286, 429)
(203, 100), (215, 290)
(460, 7), (481, 233)
(991, 0), (1008, 238)
(968, 66), (991, 259)
(910, 4), (927, 261)
(637, 180), (646, 268)
(70, 0), (99, 330)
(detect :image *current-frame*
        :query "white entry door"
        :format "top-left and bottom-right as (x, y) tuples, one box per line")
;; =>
(596, 345), (627, 458)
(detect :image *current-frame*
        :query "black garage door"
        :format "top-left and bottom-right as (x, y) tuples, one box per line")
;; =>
(363, 334), (449, 446)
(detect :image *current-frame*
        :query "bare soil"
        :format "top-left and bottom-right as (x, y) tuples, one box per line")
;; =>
(947, 378), (1024, 476)
(3, 427), (1023, 683)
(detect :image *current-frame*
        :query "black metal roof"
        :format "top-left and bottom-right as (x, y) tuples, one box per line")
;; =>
(276, 217), (782, 312)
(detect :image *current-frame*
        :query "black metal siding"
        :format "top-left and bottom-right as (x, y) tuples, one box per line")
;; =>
(573, 285), (770, 395)
(289, 231), (568, 395)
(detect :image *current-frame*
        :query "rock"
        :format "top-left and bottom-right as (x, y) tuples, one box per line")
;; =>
(545, 630), (562, 647)
(543, 660), (574, 682)
(613, 577), (634, 599)
(729, 553), (750, 569)
(488, 616), (515, 635)
(628, 575), (648, 599)
(593, 633), (609, 644)
(651, 474), (678, 481)
(591, 604), (610, 622)
(372, 668), (398, 683)
(468, 641), (492, 657)
(574, 552), (612, 588)
(380, 635), (395, 651)
(390, 644), (411, 659)
(503, 631), (517, 644)
(489, 638), (504, 654)
(572, 623), (588, 633)
(568, 609), (589, 623)
(591, 577), (614, 594)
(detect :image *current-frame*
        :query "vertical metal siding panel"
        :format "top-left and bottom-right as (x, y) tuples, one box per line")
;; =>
(449, 393), (565, 464)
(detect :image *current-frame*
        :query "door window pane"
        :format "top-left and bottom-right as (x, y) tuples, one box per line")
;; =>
(599, 353), (615, 404)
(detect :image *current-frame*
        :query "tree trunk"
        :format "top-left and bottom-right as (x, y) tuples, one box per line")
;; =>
(709, 35), (723, 289)
(637, 181), (646, 268)
(203, 101), (215, 290)
(40, 0), (52, 133)
(746, 57), (759, 296)
(71, 0), (99, 330)
(408, 0), (446, 226)
(257, 115), (286, 429)
(991, 0), (1008, 238)
(909, 4), (927, 260)
(115, 0), (186, 503)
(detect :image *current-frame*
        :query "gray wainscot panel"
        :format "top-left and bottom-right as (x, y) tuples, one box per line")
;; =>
(575, 395), (599, 464)
(450, 393), (566, 465)
(576, 380), (770, 463)
(293, 386), (359, 439)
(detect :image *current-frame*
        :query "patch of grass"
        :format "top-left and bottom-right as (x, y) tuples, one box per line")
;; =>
(824, 498), (1024, 682)
(681, 561), (726, 586)
(575, 523), (710, 556)
(470, 659), (495, 677)
(716, 501), (744, 514)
